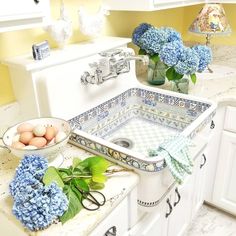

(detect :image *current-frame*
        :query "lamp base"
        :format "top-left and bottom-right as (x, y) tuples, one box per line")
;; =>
(206, 34), (213, 73)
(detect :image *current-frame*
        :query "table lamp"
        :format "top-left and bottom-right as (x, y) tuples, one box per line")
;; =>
(188, 3), (231, 72)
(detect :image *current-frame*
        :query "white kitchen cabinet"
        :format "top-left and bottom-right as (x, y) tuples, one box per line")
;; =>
(129, 188), (170, 236)
(102, 0), (204, 11)
(90, 197), (129, 236)
(0, 0), (50, 32)
(213, 131), (236, 215)
(208, 0), (236, 3)
(167, 180), (193, 236)
(204, 105), (226, 203)
(129, 146), (208, 236)
(191, 152), (208, 218)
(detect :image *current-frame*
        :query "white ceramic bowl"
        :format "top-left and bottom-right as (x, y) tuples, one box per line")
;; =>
(1, 117), (71, 163)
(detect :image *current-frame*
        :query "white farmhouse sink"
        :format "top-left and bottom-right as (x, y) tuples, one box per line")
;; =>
(9, 37), (215, 210)
(69, 86), (216, 173)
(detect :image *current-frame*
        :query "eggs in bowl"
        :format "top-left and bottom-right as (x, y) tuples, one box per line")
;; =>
(1, 117), (71, 164)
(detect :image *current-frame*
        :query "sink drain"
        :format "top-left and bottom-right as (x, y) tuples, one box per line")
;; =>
(111, 138), (133, 149)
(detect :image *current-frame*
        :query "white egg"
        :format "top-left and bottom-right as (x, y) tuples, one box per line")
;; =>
(23, 145), (37, 150)
(47, 138), (55, 146)
(55, 131), (67, 143)
(33, 125), (46, 137)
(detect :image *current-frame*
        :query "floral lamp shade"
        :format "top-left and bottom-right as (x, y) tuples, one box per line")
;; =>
(189, 3), (231, 35)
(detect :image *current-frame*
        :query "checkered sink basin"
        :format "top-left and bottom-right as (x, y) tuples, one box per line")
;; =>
(69, 87), (216, 173)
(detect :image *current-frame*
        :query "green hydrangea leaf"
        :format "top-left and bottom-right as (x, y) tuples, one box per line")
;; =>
(91, 161), (110, 176)
(190, 73), (197, 84)
(72, 157), (82, 169)
(60, 186), (83, 224)
(138, 49), (147, 55)
(79, 156), (111, 175)
(59, 171), (69, 179)
(92, 174), (107, 183)
(149, 55), (160, 63)
(72, 179), (89, 192)
(166, 67), (184, 81)
(89, 181), (105, 190)
(58, 168), (72, 176)
(43, 166), (64, 188)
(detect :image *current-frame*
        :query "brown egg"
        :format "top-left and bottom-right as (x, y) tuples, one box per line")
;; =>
(11, 141), (25, 149)
(29, 137), (47, 148)
(19, 132), (34, 145)
(54, 126), (58, 135)
(45, 126), (56, 141)
(17, 123), (34, 133)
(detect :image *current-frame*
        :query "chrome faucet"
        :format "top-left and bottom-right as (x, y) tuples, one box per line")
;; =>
(81, 48), (149, 85)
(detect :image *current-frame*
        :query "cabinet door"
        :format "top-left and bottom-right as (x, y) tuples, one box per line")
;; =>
(0, 0), (49, 32)
(90, 197), (129, 236)
(129, 203), (168, 236)
(213, 131), (236, 215)
(167, 175), (194, 236)
(0, 0), (43, 18)
(103, 0), (204, 11)
(191, 152), (208, 219)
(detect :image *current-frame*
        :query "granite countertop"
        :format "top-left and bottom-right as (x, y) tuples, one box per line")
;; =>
(137, 64), (236, 105)
(0, 144), (139, 236)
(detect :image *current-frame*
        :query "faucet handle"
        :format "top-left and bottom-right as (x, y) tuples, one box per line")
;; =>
(99, 48), (122, 57)
(89, 62), (99, 68)
(119, 50), (134, 57)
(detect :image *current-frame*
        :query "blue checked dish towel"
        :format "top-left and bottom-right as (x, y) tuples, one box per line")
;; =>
(148, 135), (193, 184)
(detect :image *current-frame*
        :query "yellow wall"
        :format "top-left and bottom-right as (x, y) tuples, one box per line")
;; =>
(0, 2), (235, 106)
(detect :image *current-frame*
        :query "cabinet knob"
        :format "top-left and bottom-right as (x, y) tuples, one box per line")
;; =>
(34, 0), (40, 4)
(210, 120), (215, 129)
(165, 198), (173, 218)
(104, 226), (117, 236)
(200, 154), (207, 169)
(173, 188), (181, 207)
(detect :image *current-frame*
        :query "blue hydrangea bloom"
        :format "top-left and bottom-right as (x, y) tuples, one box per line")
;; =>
(138, 27), (183, 55)
(192, 45), (212, 72)
(174, 47), (200, 75)
(161, 27), (182, 43)
(12, 182), (68, 231)
(139, 27), (169, 55)
(9, 172), (43, 199)
(132, 23), (153, 47)
(159, 41), (184, 66)
(14, 154), (48, 180)
(9, 155), (68, 231)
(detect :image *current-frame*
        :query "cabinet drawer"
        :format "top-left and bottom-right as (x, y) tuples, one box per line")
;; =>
(224, 106), (236, 133)
(90, 197), (129, 236)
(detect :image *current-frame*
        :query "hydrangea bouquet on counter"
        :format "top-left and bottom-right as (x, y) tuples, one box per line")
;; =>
(132, 23), (212, 93)
(9, 154), (111, 231)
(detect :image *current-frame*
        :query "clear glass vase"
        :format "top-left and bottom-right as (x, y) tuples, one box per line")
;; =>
(147, 60), (166, 85)
(171, 78), (189, 94)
